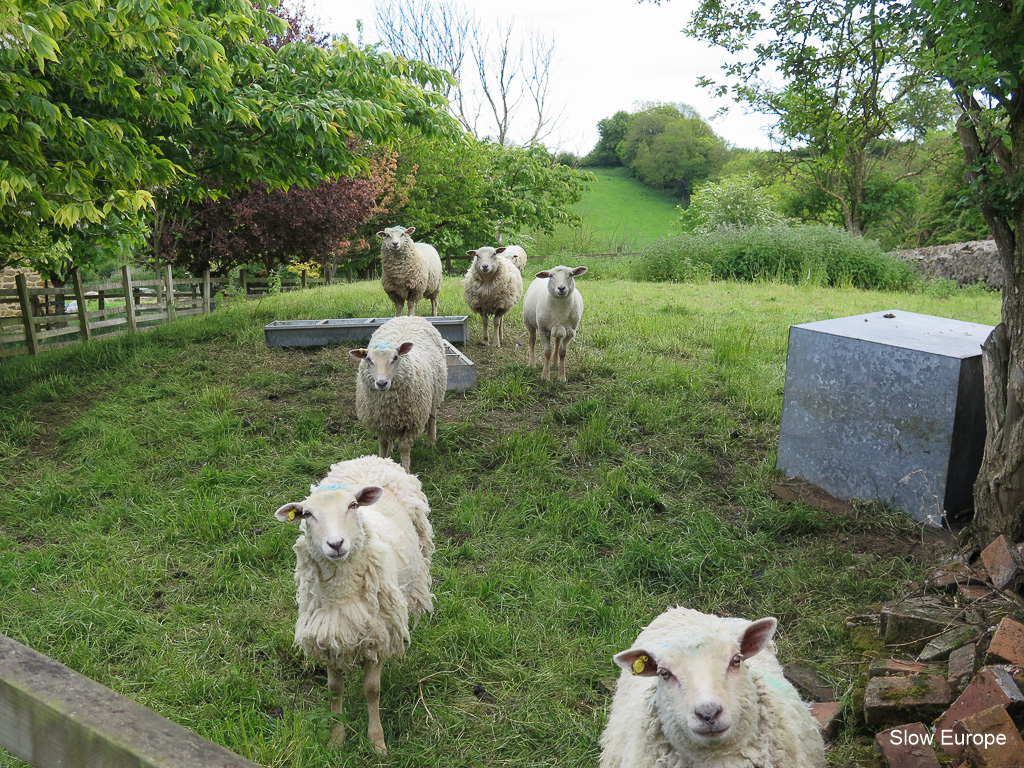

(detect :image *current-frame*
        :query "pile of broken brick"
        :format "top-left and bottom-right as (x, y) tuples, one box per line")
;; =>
(849, 534), (1024, 767)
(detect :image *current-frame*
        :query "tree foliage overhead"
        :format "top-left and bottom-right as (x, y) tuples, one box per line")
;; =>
(0, 0), (460, 267)
(679, 0), (947, 235)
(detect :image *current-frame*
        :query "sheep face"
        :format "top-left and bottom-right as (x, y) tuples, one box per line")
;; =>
(378, 226), (415, 253)
(349, 341), (415, 391)
(467, 247), (500, 276)
(275, 486), (383, 563)
(536, 266), (587, 298)
(613, 617), (777, 749)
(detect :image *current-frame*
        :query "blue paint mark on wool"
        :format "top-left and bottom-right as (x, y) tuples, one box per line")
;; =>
(310, 482), (354, 494)
(370, 340), (395, 353)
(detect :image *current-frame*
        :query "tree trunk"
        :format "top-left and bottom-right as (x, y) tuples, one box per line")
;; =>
(963, 96), (1024, 546)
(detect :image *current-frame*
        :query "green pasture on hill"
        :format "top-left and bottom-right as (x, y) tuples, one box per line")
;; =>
(0, 271), (1003, 767)
(531, 167), (682, 256)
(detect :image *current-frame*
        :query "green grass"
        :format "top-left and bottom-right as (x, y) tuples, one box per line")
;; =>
(0, 276), (1002, 767)
(530, 167), (682, 256)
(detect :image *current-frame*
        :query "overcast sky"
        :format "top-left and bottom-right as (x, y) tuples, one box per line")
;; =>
(312, 0), (778, 155)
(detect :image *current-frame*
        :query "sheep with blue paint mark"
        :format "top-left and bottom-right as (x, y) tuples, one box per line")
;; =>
(274, 454), (434, 755)
(600, 606), (825, 768)
(350, 315), (447, 474)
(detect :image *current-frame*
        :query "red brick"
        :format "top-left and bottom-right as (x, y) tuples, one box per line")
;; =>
(864, 674), (951, 726)
(988, 617), (1024, 665)
(809, 701), (842, 741)
(980, 535), (1024, 590)
(783, 662), (835, 702)
(936, 666), (1024, 756)
(958, 584), (993, 603)
(874, 723), (941, 768)
(957, 704), (1024, 767)
(927, 562), (988, 590)
(948, 644), (977, 692)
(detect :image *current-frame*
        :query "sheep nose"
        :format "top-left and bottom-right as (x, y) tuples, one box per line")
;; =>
(556, 286), (567, 295)
(374, 379), (391, 391)
(694, 703), (723, 724)
(480, 264), (491, 272)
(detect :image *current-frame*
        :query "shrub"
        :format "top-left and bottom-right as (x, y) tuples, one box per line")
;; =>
(674, 174), (785, 234)
(629, 225), (917, 290)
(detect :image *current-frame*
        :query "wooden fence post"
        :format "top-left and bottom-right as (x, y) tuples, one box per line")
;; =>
(15, 273), (39, 355)
(121, 265), (138, 333)
(301, 270), (307, 290)
(239, 269), (248, 297)
(72, 268), (92, 343)
(202, 270), (212, 314)
(164, 266), (176, 321)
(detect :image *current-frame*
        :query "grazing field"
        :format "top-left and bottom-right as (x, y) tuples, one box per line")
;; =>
(0, 271), (1001, 767)
(530, 167), (682, 256)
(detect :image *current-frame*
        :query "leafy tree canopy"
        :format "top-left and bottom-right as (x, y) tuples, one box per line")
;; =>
(0, 0), (461, 271)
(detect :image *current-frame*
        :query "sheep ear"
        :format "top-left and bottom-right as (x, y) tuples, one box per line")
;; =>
(405, 226), (416, 235)
(613, 648), (658, 677)
(355, 486), (384, 507)
(495, 247), (507, 254)
(466, 250), (477, 257)
(397, 341), (414, 355)
(740, 617), (778, 658)
(571, 266), (588, 276)
(535, 270), (551, 278)
(275, 503), (307, 523)
(376, 231), (385, 239)
(349, 348), (368, 360)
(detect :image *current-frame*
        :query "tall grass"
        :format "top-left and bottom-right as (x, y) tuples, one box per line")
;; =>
(0, 276), (1001, 767)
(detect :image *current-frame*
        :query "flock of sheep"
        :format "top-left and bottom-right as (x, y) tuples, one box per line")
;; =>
(271, 226), (827, 766)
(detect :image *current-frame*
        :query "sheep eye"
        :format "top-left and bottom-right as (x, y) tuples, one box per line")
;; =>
(730, 654), (742, 667)
(348, 501), (358, 509)
(657, 668), (672, 680)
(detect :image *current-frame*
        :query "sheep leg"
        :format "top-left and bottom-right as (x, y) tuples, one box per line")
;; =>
(493, 315), (502, 349)
(399, 436), (413, 473)
(327, 667), (346, 746)
(557, 337), (569, 382)
(540, 335), (553, 380)
(430, 295), (438, 316)
(527, 324), (537, 365)
(363, 660), (387, 754)
(480, 313), (490, 345)
(427, 411), (437, 443)
(407, 293), (423, 316)
(378, 436), (392, 460)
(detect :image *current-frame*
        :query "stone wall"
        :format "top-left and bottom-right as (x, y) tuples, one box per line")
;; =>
(896, 240), (1005, 291)
(0, 268), (46, 319)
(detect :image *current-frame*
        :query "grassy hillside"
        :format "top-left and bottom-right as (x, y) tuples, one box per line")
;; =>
(0, 273), (1001, 767)
(530, 167), (682, 256)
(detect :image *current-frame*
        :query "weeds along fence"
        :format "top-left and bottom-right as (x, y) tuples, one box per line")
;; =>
(0, 267), (323, 360)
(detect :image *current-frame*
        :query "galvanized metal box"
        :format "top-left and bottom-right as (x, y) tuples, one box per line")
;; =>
(443, 340), (476, 391)
(264, 316), (469, 347)
(776, 310), (993, 526)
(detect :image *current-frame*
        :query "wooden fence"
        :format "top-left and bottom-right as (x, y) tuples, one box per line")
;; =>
(0, 267), (322, 360)
(0, 633), (262, 768)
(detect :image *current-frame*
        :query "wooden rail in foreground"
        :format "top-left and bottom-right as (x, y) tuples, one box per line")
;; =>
(0, 633), (262, 768)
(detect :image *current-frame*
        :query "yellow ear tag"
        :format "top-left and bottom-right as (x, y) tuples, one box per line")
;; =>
(631, 655), (649, 675)
(287, 509), (297, 521)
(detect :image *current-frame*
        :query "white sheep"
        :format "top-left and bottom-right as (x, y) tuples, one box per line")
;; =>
(349, 315), (447, 474)
(495, 244), (528, 273)
(600, 606), (825, 768)
(462, 247), (524, 348)
(377, 226), (443, 316)
(522, 265), (587, 381)
(274, 455), (434, 755)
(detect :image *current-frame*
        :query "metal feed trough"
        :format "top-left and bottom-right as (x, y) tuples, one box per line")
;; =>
(264, 316), (469, 346)
(263, 316), (475, 391)
(776, 309), (993, 527)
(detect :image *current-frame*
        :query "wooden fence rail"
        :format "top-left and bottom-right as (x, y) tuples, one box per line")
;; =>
(0, 633), (262, 768)
(0, 267), (322, 361)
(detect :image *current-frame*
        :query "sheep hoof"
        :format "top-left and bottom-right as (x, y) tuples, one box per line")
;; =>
(372, 741), (388, 755)
(328, 724), (346, 746)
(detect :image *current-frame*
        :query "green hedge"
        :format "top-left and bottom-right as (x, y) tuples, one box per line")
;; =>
(628, 225), (918, 291)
